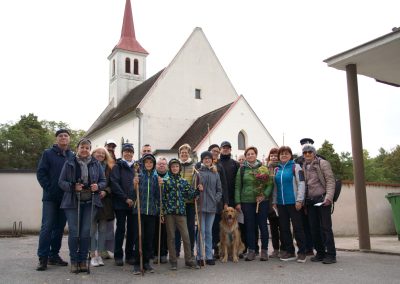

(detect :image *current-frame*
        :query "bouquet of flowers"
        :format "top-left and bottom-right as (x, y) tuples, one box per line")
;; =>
(252, 166), (270, 213)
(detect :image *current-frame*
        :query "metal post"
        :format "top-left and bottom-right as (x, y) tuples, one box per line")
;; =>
(345, 64), (371, 250)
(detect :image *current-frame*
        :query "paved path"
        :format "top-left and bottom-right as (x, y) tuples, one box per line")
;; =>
(0, 235), (400, 284)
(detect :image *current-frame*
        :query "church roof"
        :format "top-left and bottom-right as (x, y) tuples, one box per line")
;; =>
(171, 102), (234, 150)
(85, 69), (164, 136)
(112, 0), (148, 54)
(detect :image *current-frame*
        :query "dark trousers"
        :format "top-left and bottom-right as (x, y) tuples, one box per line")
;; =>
(133, 214), (156, 264)
(114, 209), (135, 260)
(307, 204), (336, 257)
(153, 217), (168, 257)
(302, 208), (314, 252)
(175, 203), (195, 254)
(212, 213), (221, 252)
(268, 211), (284, 251)
(277, 204), (306, 254)
(242, 201), (269, 251)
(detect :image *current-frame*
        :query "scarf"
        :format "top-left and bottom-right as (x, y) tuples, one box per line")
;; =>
(76, 155), (92, 184)
(123, 159), (134, 167)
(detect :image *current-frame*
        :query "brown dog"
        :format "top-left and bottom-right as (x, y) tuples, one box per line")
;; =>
(218, 207), (245, 263)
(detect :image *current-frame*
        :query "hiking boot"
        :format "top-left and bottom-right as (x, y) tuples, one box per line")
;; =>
(132, 265), (141, 275)
(322, 256), (337, 264)
(79, 262), (88, 272)
(48, 255), (68, 266)
(269, 250), (279, 258)
(185, 260), (199, 269)
(310, 254), (325, 262)
(260, 249), (269, 261)
(101, 251), (112, 259)
(36, 257), (48, 271)
(245, 249), (255, 261)
(170, 262), (178, 270)
(115, 258), (124, 266)
(280, 252), (296, 261)
(297, 253), (307, 263)
(206, 259), (215, 265)
(91, 257), (99, 267)
(70, 262), (79, 273)
(196, 259), (205, 267)
(144, 263), (154, 273)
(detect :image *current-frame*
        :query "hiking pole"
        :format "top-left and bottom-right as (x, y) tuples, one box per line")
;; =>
(193, 168), (205, 266)
(134, 163), (144, 276)
(76, 191), (81, 274)
(158, 180), (163, 266)
(87, 191), (95, 274)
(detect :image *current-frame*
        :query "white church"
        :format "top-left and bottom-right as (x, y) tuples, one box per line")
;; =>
(86, 0), (277, 161)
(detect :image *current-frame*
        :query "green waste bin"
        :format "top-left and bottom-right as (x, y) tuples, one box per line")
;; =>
(386, 193), (400, 241)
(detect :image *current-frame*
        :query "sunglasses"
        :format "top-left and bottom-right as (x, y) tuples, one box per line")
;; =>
(303, 151), (314, 155)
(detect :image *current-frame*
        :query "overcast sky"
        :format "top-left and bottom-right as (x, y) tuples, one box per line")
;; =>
(0, 0), (399, 156)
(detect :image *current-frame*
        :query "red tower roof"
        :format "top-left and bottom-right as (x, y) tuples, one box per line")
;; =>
(113, 0), (148, 54)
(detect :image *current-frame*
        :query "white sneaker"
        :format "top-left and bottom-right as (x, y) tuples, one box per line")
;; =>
(91, 257), (99, 267)
(97, 256), (104, 266)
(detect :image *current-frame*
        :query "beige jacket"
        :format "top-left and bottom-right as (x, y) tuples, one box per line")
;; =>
(304, 158), (336, 203)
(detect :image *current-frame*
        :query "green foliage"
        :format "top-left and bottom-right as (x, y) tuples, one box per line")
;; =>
(0, 114), (85, 170)
(339, 151), (353, 180)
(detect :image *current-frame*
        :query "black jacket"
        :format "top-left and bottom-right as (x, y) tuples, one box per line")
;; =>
(110, 159), (136, 210)
(219, 154), (240, 207)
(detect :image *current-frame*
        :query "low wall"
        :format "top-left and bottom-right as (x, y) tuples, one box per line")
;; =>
(0, 172), (399, 235)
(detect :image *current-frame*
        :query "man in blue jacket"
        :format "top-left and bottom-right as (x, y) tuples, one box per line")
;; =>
(36, 129), (74, 271)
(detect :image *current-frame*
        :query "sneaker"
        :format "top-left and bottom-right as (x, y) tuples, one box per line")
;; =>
(144, 263), (154, 273)
(160, 255), (168, 264)
(79, 262), (88, 272)
(196, 259), (205, 267)
(185, 260), (199, 269)
(260, 249), (269, 261)
(115, 258), (124, 266)
(245, 249), (255, 261)
(170, 262), (178, 270)
(133, 265), (141, 275)
(48, 255), (68, 266)
(310, 254), (325, 262)
(280, 252), (296, 261)
(97, 256), (104, 266)
(322, 256), (337, 264)
(36, 257), (48, 271)
(91, 257), (100, 267)
(101, 251), (111, 259)
(206, 259), (215, 265)
(297, 253), (306, 263)
(269, 250), (279, 258)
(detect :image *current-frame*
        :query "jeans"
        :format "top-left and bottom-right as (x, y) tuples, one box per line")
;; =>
(64, 203), (97, 263)
(277, 204), (306, 255)
(196, 212), (215, 260)
(242, 201), (269, 251)
(175, 203), (195, 254)
(307, 204), (336, 257)
(91, 219), (107, 253)
(37, 201), (66, 258)
(114, 209), (135, 260)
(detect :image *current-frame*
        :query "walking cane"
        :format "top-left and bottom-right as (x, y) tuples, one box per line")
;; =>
(76, 191), (81, 274)
(157, 179), (163, 266)
(134, 163), (144, 276)
(193, 168), (205, 266)
(86, 191), (95, 274)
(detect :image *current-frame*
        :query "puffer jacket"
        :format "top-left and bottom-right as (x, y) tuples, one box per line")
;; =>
(110, 159), (135, 210)
(234, 160), (273, 204)
(59, 157), (106, 209)
(273, 160), (305, 205)
(162, 173), (198, 215)
(304, 157), (336, 202)
(37, 144), (74, 202)
(195, 164), (222, 213)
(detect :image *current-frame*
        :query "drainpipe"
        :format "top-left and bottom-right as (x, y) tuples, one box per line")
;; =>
(135, 108), (143, 159)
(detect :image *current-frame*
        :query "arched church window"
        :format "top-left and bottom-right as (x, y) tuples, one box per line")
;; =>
(238, 131), (246, 150)
(133, 59), (139, 75)
(125, 58), (131, 73)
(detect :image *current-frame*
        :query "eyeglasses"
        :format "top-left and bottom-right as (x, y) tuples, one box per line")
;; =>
(303, 151), (314, 155)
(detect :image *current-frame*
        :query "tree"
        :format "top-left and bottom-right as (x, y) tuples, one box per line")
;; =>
(317, 140), (343, 178)
(383, 145), (400, 183)
(340, 151), (353, 180)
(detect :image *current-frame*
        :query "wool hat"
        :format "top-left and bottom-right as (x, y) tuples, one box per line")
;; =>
(55, 129), (70, 137)
(105, 139), (117, 147)
(142, 153), (156, 164)
(168, 158), (181, 172)
(208, 144), (220, 151)
(300, 138), (314, 145)
(121, 143), (134, 152)
(201, 151), (213, 161)
(302, 143), (316, 154)
(220, 141), (232, 148)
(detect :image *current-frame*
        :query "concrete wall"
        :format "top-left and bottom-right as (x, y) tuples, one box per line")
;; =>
(1, 172), (399, 235)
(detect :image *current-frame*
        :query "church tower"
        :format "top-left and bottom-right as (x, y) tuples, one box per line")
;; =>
(108, 0), (148, 107)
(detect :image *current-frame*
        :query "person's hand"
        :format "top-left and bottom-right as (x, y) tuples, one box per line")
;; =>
(256, 195), (265, 203)
(161, 215), (165, 224)
(90, 183), (98, 192)
(126, 198), (134, 207)
(75, 183), (83, 192)
(134, 177), (139, 186)
(323, 199), (332, 206)
(235, 204), (241, 212)
(197, 184), (204, 192)
(295, 201), (302, 211)
(99, 191), (106, 199)
(158, 176), (164, 186)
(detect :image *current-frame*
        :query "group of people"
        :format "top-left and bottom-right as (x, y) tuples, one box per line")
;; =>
(35, 129), (337, 275)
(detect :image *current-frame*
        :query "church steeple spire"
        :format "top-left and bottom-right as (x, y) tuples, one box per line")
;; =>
(113, 0), (148, 54)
